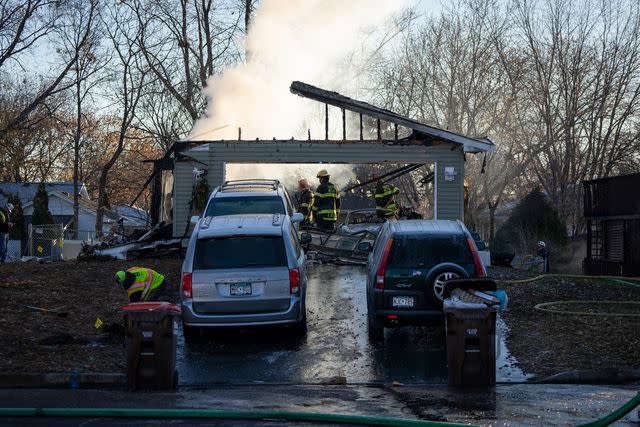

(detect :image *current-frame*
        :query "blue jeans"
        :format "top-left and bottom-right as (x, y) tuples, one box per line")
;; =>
(0, 233), (6, 262)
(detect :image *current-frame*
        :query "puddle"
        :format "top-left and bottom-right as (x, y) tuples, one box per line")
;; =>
(496, 317), (530, 382)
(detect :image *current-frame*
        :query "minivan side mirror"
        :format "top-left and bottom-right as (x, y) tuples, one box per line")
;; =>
(190, 215), (200, 225)
(357, 241), (373, 252)
(300, 233), (312, 245)
(292, 212), (304, 223)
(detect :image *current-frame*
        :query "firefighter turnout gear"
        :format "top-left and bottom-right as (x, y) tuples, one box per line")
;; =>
(116, 267), (166, 303)
(298, 187), (314, 224)
(314, 181), (340, 230)
(375, 182), (400, 219)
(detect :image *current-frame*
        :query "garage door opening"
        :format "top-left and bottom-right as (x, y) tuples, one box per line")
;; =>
(225, 162), (435, 220)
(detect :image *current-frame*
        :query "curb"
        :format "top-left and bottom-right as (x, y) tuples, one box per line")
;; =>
(538, 368), (640, 384)
(0, 373), (126, 389)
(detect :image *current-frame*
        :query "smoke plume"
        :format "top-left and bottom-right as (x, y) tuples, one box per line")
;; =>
(189, 0), (411, 141)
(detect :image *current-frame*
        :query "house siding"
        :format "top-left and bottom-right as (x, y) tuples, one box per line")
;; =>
(172, 141), (466, 237)
(173, 151), (211, 237)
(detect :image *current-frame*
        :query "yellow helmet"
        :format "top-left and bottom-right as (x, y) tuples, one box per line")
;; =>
(316, 169), (330, 178)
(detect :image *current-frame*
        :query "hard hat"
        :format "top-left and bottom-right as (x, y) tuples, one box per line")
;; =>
(298, 179), (310, 190)
(6, 203), (13, 211)
(114, 271), (126, 283)
(316, 169), (330, 178)
(538, 241), (546, 247)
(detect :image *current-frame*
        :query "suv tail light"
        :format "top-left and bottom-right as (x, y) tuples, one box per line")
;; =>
(375, 238), (394, 289)
(289, 268), (300, 294)
(182, 272), (193, 299)
(466, 236), (487, 277)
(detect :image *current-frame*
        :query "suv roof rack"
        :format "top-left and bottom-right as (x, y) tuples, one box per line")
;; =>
(220, 179), (280, 191)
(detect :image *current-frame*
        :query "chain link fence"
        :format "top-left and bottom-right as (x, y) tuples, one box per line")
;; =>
(28, 223), (64, 259)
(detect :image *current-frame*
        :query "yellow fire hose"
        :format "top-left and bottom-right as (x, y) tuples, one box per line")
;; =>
(496, 274), (640, 316)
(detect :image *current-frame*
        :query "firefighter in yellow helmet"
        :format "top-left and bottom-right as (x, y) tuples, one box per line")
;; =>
(115, 267), (166, 303)
(297, 179), (314, 226)
(313, 169), (340, 231)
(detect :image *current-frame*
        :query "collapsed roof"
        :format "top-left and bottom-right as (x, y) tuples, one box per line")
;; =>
(290, 81), (495, 153)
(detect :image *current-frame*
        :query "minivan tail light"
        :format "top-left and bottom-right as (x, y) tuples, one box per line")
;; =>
(466, 236), (487, 277)
(376, 238), (394, 289)
(182, 272), (193, 299)
(289, 268), (300, 294)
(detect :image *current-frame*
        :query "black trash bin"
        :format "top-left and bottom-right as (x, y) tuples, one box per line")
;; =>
(443, 278), (498, 387)
(122, 302), (181, 391)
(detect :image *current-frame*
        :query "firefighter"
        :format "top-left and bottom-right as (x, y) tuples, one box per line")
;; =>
(374, 178), (399, 219)
(0, 203), (13, 263)
(313, 169), (340, 231)
(297, 179), (314, 225)
(115, 267), (166, 303)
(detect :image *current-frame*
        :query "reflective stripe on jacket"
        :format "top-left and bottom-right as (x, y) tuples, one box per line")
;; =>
(298, 189), (314, 222)
(375, 183), (399, 217)
(313, 182), (340, 222)
(126, 267), (165, 302)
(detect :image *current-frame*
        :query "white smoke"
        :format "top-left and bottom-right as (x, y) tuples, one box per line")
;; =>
(189, 0), (412, 141)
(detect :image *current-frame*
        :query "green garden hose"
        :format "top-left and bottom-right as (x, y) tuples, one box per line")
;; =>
(498, 274), (640, 287)
(1, 394), (639, 426)
(576, 392), (640, 427)
(534, 301), (640, 317)
(497, 274), (640, 316)
(0, 407), (476, 426)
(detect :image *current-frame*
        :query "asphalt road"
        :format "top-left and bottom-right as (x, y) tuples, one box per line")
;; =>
(176, 264), (450, 386)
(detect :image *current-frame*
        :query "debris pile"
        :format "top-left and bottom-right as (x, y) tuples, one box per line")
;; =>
(80, 222), (183, 261)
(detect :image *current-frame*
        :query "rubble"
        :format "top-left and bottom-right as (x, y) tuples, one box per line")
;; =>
(79, 222), (183, 261)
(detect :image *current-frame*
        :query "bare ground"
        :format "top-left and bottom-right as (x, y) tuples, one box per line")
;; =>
(0, 260), (638, 379)
(0, 259), (182, 374)
(492, 266), (640, 378)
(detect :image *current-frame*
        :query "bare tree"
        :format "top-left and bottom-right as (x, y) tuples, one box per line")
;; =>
(55, 0), (100, 238)
(127, 0), (243, 145)
(94, 3), (147, 237)
(513, 0), (640, 233)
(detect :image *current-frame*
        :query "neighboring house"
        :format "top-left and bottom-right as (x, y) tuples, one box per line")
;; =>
(0, 182), (116, 240)
(583, 173), (640, 276)
(113, 205), (149, 233)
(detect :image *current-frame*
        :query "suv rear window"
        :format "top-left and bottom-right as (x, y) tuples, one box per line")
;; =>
(205, 196), (285, 217)
(194, 236), (287, 269)
(387, 235), (473, 269)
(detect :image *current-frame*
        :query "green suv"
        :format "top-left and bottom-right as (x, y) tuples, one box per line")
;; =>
(362, 220), (486, 341)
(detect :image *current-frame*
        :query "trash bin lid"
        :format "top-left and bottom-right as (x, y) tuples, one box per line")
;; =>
(122, 302), (181, 314)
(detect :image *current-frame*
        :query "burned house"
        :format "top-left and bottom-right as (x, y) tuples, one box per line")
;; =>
(167, 82), (495, 237)
(583, 172), (640, 276)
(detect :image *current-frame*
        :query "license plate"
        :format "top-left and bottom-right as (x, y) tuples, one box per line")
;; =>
(230, 283), (252, 296)
(392, 296), (414, 307)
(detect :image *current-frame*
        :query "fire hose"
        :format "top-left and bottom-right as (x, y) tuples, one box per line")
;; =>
(497, 274), (640, 317)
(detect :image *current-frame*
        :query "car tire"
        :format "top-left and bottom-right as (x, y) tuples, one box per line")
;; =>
(182, 322), (199, 341)
(426, 265), (468, 308)
(291, 309), (307, 337)
(367, 314), (384, 343)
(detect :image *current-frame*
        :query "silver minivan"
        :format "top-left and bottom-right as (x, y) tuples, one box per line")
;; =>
(180, 213), (308, 339)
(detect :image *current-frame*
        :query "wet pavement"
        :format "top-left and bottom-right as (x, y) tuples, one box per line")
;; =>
(0, 384), (637, 426)
(176, 264), (524, 386)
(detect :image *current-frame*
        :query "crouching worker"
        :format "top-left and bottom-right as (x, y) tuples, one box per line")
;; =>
(115, 267), (166, 303)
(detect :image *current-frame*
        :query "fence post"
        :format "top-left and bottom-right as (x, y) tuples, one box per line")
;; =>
(28, 224), (32, 257)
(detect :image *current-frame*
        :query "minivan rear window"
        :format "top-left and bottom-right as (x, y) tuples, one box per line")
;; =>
(194, 236), (287, 269)
(387, 236), (473, 269)
(204, 196), (285, 217)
